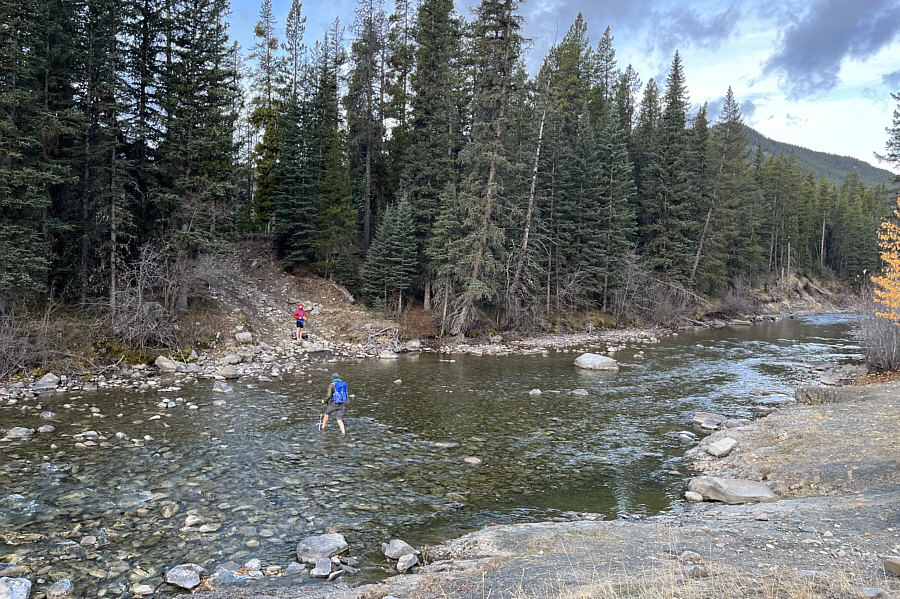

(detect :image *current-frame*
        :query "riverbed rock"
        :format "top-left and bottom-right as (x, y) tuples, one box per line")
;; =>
(33, 372), (60, 391)
(863, 589), (890, 599)
(220, 366), (240, 379)
(46, 578), (72, 598)
(378, 350), (399, 359)
(310, 558), (332, 578)
(165, 563), (207, 590)
(704, 437), (737, 458)
(4, 427), (33, 440)
(221, 353), (242, 365)
(296, 533), (348, 562)
(693, 412), (727, 430)
(403, 340), (423, 352)
(235, 332), (253, 344)
(574, 353), (619, 371)
(879, 555), (900, 576)
(131, 584), (153, 596)
(528, 389), (542, 396)
(0, 577), (32, 599)
(397, 553), (418, 573)
(213, 562), (250, 584)
(155, 356), (178, 372)
(684, 491), (704, 503)
(568, 388), (589, 396)
(382, 539), (417, 559)
(212, 381), (233, 393)
(687, 476), (775, 504)
(40, 411), (54, 420)
(463, 456), (483, 465)
(284, 563), (307, 577)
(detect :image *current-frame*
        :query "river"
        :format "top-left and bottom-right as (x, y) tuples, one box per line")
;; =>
(0, 314), (861, 596)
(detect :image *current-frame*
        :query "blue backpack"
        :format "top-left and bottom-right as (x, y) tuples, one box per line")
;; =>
(332, 380), (349, 404)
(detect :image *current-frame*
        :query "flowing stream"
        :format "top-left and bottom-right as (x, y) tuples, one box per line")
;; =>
(0, 314), (861, 596)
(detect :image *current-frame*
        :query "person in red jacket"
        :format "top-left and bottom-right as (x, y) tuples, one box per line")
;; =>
(293, 302), (307, 343)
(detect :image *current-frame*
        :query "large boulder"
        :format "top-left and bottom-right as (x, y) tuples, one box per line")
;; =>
(0, 577), (32, 599)
(165, 563), (208, 590)
(33, 372), (60, 391)
(296, 534), (348, 562)
(687, 476), (774, 504)
(155, 356), (178, 372)
(574, 353), (619, 371)
(403, 340), (423, 352)
(235, 332), (253, 344)
(378, 351), (399, 360)
(382, 539), (417, 560)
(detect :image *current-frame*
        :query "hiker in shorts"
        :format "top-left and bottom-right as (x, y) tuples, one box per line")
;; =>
(293, 302), (307, 343)
(321, 373), (348, 435)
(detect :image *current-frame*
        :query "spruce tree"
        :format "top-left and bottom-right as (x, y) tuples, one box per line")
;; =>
(448, 0), (524, 334)
(248, 0), (282, 228)
(405, 0), (463, 308)
(642, 52), (693, 284)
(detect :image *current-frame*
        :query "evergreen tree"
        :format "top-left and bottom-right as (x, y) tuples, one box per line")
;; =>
(447, 0), (524, 334)
(248, 0), (282, 228)
(283, 0), (306, 98)
(364, 196), (416, 309)
(405, 0), (463, 308)
(642, 52), (693, 284)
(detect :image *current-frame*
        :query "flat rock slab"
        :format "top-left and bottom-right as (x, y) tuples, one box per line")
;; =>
(310, 558), (332, 578)
(688, 476), (774, 504)
(165, 563), (208, 589)
(297, 533), (348, 561)
(705, 437), (737, 458)
(574, 353), (619, 370)
(0, 577), (32, 599)
(693, 412), (727, 430)
(382, 539), (417, 559)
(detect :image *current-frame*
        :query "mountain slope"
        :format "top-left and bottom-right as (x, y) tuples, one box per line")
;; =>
(743, 125), (895, 188)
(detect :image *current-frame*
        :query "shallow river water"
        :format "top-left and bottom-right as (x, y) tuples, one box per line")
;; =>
(0, 314), (861, 596)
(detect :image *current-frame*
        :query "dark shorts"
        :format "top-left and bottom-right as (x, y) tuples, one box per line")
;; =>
(296, 320), (305, 328)
(324, 402), (345, 419)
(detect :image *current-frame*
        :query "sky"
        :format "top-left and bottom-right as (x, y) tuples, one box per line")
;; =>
(228, 0), (900, 172)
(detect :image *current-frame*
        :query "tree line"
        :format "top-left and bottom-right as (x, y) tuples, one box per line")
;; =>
(2, 0), (896, 335)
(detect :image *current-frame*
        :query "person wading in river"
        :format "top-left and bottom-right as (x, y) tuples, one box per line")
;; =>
(320, 373), (348, 435)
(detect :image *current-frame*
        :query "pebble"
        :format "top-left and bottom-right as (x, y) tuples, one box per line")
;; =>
(684, 491), (703, 503)
(463, 456), (482, 465)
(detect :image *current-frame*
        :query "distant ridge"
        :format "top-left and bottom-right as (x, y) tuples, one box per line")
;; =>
(742, 125), (896, 188)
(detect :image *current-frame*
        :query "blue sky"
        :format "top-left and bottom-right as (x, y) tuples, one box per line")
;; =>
(228, 0), (900, 172)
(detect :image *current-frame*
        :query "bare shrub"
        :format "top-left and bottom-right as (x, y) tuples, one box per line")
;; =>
(855, 287), (900, 371)
(0, 299), (60, 378)
(720, 277), (757, 316)
(98, 244), (209, 350)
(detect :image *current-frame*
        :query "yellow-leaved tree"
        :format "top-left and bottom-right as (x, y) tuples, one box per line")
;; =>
(872, 193), (900, 324)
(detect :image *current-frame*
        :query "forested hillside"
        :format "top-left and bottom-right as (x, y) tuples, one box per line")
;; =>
(743, 126), (895, 188)
(2, 0), (897, 343)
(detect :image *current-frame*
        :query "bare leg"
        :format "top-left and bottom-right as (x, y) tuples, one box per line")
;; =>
(337, 419), (345, 435)
(296, 325), (302, 342)
(321, 414), (329, 430)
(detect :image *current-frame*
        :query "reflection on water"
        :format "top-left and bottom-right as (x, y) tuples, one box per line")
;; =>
(0, 314), (860, 595)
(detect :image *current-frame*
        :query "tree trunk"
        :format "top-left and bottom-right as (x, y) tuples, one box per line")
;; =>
(364, 142), (372, 248)
(507, 101), (547, 315)
(819, 216), (826, 267)
(424, 279), (431, 312)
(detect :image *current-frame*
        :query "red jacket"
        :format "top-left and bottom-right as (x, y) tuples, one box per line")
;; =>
(294, 306), (307, 320)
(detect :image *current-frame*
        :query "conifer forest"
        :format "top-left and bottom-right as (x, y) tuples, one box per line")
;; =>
(2, 0), (897, 336)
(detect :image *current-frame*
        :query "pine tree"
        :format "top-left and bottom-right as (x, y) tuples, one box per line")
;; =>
(692, 87), (754, 293)
(447, 0), (524, 334)
(347, 0), (385, 248)
(405, 0), (463, 308)
(0, 0), (71, 302)
(283, 0), (306, 98)
(642, 52), (693, 284)
(248, 0), (282, 228)
(363, 196), (416, 310)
